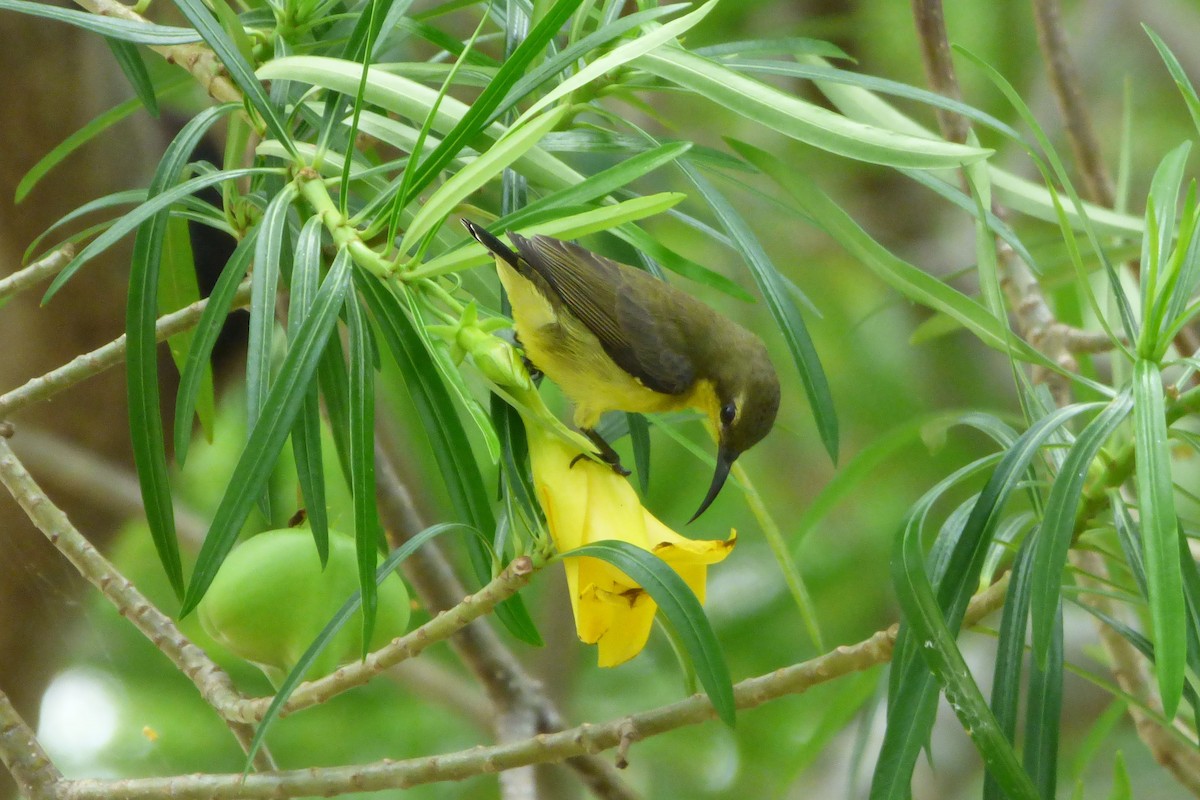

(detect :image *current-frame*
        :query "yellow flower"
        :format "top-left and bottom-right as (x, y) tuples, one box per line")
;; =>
(525, 424), (735, 667)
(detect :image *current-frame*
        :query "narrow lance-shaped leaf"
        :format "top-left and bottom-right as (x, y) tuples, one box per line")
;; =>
(398, 0), (586, 204)
(180, 249), (353, 616)
(1024, 596), (1063, 800)
(639, 46), (991, 169)
(247, 185), (297, 522)
(400, 107), (567, 254)
(44, 166), (274, 301)
(893, 509), (1039, 800)
(105, 39), (158, 117)
(355, 273), (542, 645)
(984, 535), (1037, 800)
(171, 0), (298, 158)
(1030, 392), (1134, 666)
(290, 217), (329, 565)
(1133, 358), (1185, 717)
(127, 103), (237, 600)
(175, 230), (258, 463)
(568, 540), (735, 726)
(160, 216), (214, 440)
(678, 154), (838, 462)
(0, 0), (202, 44)
(873, 403), (1097, 800)
(346, 290), (382, 653)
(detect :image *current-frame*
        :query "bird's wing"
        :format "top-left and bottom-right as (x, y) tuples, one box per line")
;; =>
(508, 233), (696, 395)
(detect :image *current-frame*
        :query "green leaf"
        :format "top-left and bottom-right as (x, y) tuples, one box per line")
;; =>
(514, 0), (719, 126)
(244, 522), (467, 770)
(247, 185), (296, 523)
(289, 217), (329, 565)
(0, 0), (202, 43)
(627, 413), (650, 495)
(181, 249), (353, 616)
(1144, 26), (1200, 142)
(984, 535), (1036, 800)
(894, 510), (1039, 799)
(412, 192), (686, 278)
(1024, 595), (1063, 800)
(398, 0), (586, 204)
(568, 540), (735, 726)
(1133, 359), (1185, 716)
(175, 231), (257, 464)
(171, 0), (298, 158)
(127, 104), (236, 601)
(105, 39), (158, 117)
(246, 189), (294, 427)
(1030, 392), (1134, 666)
(160, 216), (214, 440)
(498, 140), (693, 231)
(44, 165), (274, 302)
(873, 404), (1095, 799)
(257, 56), (588, 192)
(682, 148), (838, 462)
(613, 223), (756, 304)
(735, 144), (1060, 372)
(639, 47), (991, 169)
(401, 108), (567, 254)
(486, 4), (688, 128)
(346, 290), (382, 654)
(355, 273), (542, 645)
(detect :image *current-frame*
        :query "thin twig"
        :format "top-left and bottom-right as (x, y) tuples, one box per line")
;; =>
(0, 437), (272, 771)
(0, 690), (60, 800)
(909, 0), (969, 144)
(48, 574), (1013, 800)
(227, 558), (537, 723)
(374, 448), (639, 800)
(0, 280), (251, 421)
(0, 246), (75, 305)
(1031, 0), (1115, 207)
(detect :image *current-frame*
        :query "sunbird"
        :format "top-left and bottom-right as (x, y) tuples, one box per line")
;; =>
(464, 221), (780, 522)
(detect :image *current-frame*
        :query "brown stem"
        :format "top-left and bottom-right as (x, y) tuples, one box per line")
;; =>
(910, 0), (969, 144)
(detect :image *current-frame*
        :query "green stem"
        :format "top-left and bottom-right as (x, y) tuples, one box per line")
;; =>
(731, 462), (825, 651)
(296, 171), (393, 278)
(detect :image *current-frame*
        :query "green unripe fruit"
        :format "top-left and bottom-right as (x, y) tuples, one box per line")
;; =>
(197, 529), (411, 685)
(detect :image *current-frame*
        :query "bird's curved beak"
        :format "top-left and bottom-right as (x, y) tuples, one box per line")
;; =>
(689, 444), (736, 523)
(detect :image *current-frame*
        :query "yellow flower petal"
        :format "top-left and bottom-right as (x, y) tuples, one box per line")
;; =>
(524, 417), (736, 667)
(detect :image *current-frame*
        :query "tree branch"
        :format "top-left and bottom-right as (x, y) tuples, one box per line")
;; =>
(0, 280), (251, 422)
(0, 689), (59, 800)
(46, 573), (1013, 800)
(0, 246), (75, 305)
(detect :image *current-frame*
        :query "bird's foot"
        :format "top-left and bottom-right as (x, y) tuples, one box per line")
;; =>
(573, 429), (632, 476)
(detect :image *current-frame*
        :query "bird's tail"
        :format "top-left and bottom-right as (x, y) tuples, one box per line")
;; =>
(462, 219), (521, 270)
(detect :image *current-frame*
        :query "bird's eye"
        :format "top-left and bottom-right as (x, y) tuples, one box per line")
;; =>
(720, 403), (737, 426)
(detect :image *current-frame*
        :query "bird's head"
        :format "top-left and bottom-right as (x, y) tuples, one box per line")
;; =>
(690, 336), (781, 522)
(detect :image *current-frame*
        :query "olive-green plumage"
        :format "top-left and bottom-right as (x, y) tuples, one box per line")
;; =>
(464, 220), (780, 521)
